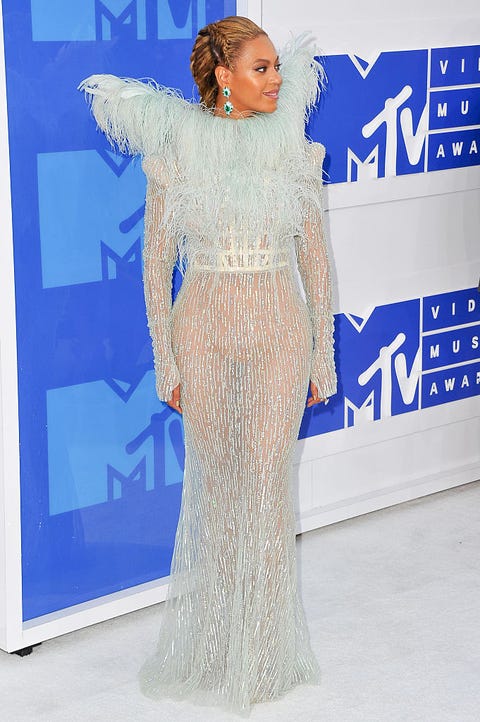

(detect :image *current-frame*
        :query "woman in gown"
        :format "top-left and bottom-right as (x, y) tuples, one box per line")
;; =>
(80, 15), (337, 717)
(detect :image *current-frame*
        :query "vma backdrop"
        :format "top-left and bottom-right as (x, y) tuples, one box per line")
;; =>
(2, 0), (236, 623)
(2, 3), (480, 623)
(302, 46), (480, 437)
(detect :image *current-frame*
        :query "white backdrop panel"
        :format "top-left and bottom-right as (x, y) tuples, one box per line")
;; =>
(264, 0), (480, 53)
(261, 0), (480, 530)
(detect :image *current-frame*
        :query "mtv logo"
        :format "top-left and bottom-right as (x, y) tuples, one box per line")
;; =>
(47, 373), (183, 515)
(307, 49), (428, 183)
(338, 299), (421, 427)
(299, 297), (422, 441)
(96, 0), (207, 41)
(31, 0), (208, 41)
(38, 150), (145, 288)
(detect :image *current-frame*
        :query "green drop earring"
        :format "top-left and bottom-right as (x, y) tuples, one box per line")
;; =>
(222, 86), (233, 115)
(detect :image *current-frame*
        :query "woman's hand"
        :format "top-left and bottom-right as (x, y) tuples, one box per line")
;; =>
(306, 380), (328, 408)
(167, 383), (182, 414)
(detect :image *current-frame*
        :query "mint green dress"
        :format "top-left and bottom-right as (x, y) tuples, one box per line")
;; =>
(80, 38), (337, 717)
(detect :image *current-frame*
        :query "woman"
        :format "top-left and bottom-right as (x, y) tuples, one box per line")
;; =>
(80, 15), (337, 717)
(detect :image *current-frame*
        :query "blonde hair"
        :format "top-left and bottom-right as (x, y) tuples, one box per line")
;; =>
(190, 16), (266, 109)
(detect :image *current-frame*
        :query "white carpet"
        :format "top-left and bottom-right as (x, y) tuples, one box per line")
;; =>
(1, 481), (479, 722)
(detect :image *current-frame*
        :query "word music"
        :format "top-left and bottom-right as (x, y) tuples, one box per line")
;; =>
(428, 329), (479, 359)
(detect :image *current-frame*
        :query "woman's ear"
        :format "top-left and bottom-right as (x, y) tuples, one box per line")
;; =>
(214, 65), (232, 89)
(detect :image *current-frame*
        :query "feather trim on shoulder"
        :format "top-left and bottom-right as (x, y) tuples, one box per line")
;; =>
(277, 33), (326, 125)
(78, 74), (192, 157)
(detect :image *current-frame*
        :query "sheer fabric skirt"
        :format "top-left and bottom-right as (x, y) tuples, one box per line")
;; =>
(139, 264), (320, 716)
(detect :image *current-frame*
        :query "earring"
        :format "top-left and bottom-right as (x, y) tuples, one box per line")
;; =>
(222, 86), (233, 115)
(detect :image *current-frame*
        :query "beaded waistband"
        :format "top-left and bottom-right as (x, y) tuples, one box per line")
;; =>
(191, 249), (290, 272)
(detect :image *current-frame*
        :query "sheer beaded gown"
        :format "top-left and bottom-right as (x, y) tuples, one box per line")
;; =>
(80, 39), (337, 717)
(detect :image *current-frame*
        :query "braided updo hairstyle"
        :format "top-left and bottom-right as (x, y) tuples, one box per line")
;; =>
(190, 16), (266, 109)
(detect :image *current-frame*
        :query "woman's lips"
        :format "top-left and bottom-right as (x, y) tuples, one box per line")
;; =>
(263, 90), (279, 99)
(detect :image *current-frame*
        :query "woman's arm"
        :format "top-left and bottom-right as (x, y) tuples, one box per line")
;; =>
(142, 157), (180, 402)
(295, 143), (337, 399)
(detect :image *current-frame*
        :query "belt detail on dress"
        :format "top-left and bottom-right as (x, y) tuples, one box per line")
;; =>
(191, 249), (289, 272)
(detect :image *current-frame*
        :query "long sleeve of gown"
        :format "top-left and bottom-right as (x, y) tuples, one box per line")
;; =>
(142, 157), (180, 401)
(295, 143), (337, 398)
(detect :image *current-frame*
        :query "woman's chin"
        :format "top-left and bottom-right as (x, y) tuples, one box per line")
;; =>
(231, 100), (278, 117)
(254, 99), (279, 114)
(260, 105), (278, 114)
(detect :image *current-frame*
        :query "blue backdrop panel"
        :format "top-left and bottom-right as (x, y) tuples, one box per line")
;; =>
(2, 0), (235, 622)
(38, 150), (145, 288)
(300, 298), (422, 438)
(308, 49), (429, 182)
(299, 288), (480, 439)
(308, 45), (480, 182)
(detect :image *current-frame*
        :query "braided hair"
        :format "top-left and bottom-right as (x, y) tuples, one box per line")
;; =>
(190, 16), (266, 109)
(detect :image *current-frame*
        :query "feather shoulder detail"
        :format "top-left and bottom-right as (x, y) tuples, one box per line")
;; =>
(277, 33), (326, 126)
(78, 74), (193, 157)
(78, 34), (325, 159)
